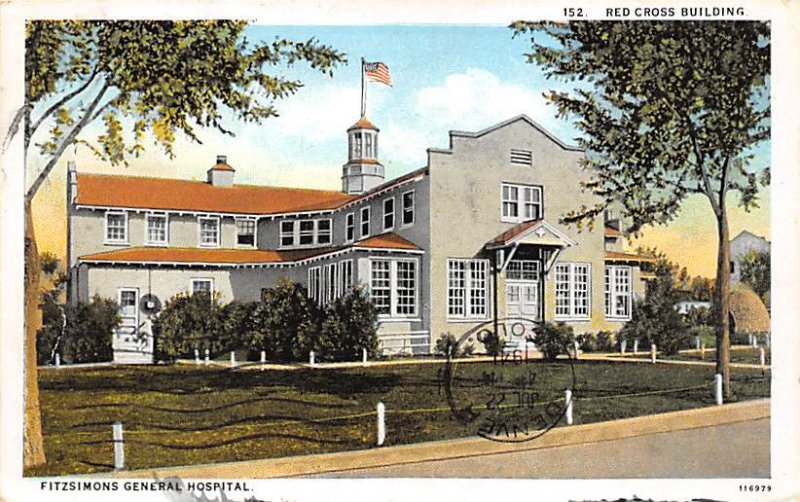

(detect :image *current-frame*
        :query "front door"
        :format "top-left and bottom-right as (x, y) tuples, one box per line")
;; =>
(506, 260), (541, 320)
(115, 288), (146, 363)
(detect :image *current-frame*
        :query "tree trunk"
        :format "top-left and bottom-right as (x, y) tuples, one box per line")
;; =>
(714, 206), (732, 398)
(24, 198), (46, 468)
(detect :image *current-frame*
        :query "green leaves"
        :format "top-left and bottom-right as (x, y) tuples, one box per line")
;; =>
(510, 21), (770, 231)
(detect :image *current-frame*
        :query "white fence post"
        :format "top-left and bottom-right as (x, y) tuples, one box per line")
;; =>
(766, 333), (771, 348)
(204, 348), (210, 365)
(113, 422), (125, 470)
(620, 339), (627, 354)
(309, 351), (316, 367)
(700, 342), (705, 359)
(751, 334), (758, 348)
(695, 336), (700, 350)
(261, 351), (266, 363)
(55, 353), (61, 368)
(362, 348), (368, 367)
(194, 349), (200, 365)
(573, 340), (580, 360)
(650, 344), (657, 364)
(715, 374), (723, 405)
(376, 402), (386, 446)
(633, 339), (639, 354)
(760, 347), (766, 370)
(564, 390), (573, 425)
(230, 351), (236, 367)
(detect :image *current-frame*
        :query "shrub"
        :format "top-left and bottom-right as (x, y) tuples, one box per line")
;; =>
(152, 291), (225, 363)
(434, 332), (473, 358)
(221, 300), (259, 353)
(535, 321), (574, 361)
(576, 330), (615, 352)
(619, 297), (689, 355)
(319, 286), (379, 361)
(246, 278), (323, 362)
(479, 330), (505, 356)
(38, 295), (119, 364)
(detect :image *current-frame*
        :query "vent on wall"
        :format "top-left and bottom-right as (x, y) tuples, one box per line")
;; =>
(510, 149), (533, 166)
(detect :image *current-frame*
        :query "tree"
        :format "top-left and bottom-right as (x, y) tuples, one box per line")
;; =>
(738, 250), (770, 304)
(14, 20), (345, 468)
(511, 21), (770, 397)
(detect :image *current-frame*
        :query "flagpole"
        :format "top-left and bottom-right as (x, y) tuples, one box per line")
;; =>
(360, 57), (366, 118)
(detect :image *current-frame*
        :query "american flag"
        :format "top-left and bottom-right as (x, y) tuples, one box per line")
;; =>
(364, 61), (392, 86)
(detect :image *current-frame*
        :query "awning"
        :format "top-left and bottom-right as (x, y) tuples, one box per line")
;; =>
(485, 219), (577, 250)
(605, 251), (656, 264)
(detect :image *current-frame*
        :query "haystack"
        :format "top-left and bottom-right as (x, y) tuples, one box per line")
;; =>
(729, 283), (771, 334)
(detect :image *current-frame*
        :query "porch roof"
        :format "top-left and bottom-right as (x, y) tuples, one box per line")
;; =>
(79, 234), (423, 267)
(485, 219), (577, 249)
(604, 251), (657, 264)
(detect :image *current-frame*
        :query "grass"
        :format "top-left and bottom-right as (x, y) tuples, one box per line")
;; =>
(28, 360), (770, 476)
(629, 347), (771, 365)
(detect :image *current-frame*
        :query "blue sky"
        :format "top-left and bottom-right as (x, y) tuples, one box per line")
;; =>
(30, 23), (770, 276)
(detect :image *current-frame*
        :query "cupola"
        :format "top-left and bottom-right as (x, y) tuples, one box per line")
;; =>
(342, 117), (385, 194)
(207, 155), (235, 187)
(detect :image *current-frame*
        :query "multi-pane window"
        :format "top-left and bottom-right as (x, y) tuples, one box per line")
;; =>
(317, 219), (332, 245)
(299, 220), (315, 245)
(309, 260), (355, 305)
(507, 260), (540, 281)
(555, 263), (591, 319)
(145, 214), (167, 245)
(501, 183), (542, 222)
(105, 211), (128, 243)
(402, 190), (415, 226)
(339, 260), (354, 293)
(447, 259), (490, 319)
(605, 265), (632, 319)
(345, 213), (355, 242)
(280, 221), (294, 247)
(360, 207), (371, 238)
(383, 197), (395, 231)
(198, 217), (220, 247)
(236, 219), (256, 246)
(365, 132), (374, 158)
(308, 267), (322, 303)
(370, 259), (418, 318)
(351, 133), (363, 159)
(326, 263), (338, 303)
(191, 278), (213, 295)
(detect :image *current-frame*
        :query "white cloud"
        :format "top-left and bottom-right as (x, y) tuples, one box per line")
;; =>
(414, 68), (551, 132)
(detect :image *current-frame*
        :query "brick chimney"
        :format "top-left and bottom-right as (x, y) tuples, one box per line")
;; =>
(207, 155), (235, 187)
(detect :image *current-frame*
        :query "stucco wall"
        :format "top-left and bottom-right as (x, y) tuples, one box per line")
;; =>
(730, 231), (770, 285)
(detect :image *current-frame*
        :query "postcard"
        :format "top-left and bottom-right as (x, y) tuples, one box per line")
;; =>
(1, 1), (798, 501)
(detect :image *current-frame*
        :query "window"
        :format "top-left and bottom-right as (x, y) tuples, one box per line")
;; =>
(360, 207), (371, 238)
(402, 190), (415, 226)
(365, 132), (374, 158)
(353, 133), (363, 158)
(105, 211), (128, 244)
(339, 260), (354, 293)
(236, 219), (256, 247)
(191, 278), (214, 295)
(317, 219), (332, 245)
(326, 263), (338, 303)
(501, 183), (542, 222)
(281, 221), (295, 247)
(507, 260), (540, 281)
(447, 259), (490, 319)
(370, 259), (418, 318)
(510, 149), (533, 166)
(145, 213), (167, 246)
(299, 220), (315, 245)
(345, 213), (355, 242)
(555, 263), (591, 319)
(198, 217), (220, 247)
(383, 197), (395, 231)
(605, 265), (632, 319)
(308, 267), (322, 303)
(309, 260), (355, 305)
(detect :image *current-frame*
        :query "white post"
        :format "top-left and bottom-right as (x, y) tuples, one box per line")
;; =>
(752, 334), (758, 348)
(113, 422), (125, 470)
(230, 351), (236, 367)
(55, 353), (61, 368)
(633, 339), (639, 354)
(362, 348), (368, 367)
(650, 344), (657, 364)
(715, 374), (723, 405)
(376, 402), (386, 446)
(695, 336), (700, 350)
(760, 347), (766, 369)
(194, 349), (200, 365)
(573, 340), (580, 360)
(564, 390), (573, 425)
(700, 342), (706, 359)
(261, 351), (266, 364)
(310, 351), (316, 367)
(204, 348), (210, 365)
(766, 333), (771, 348)
(620, 339), (627, 354)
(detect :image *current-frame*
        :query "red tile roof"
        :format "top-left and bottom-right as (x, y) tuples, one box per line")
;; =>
(76, 173), (357, 215)
(356, 233), (421, 251)
(348, 116), (379, 131)
(605, 251), (656, 263)
(209, 162), (235, 172)
(604, 225), (621, 237)
(486, 220), (541, 247)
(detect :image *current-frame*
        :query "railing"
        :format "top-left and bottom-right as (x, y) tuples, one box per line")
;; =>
(379, 331), (430, 355)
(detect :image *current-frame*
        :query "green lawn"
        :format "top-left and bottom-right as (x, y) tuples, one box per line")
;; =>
(629, 347), (771, 365)
(28, 360), (770, 476)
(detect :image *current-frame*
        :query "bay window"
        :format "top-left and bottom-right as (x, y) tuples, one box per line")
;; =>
(370, 258), (418, 318)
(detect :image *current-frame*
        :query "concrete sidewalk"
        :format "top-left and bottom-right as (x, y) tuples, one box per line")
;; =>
(108, 398), (769, 479)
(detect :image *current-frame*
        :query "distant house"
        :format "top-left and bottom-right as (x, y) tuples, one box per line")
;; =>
(67, 115), (654, 363)
(675, 300), (711, 315)
(730, 230), (770, 285)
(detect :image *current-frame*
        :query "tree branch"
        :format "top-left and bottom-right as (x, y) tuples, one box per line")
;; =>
(686, 119), (721, 217)
(1, 104), (30, 154)
(25, 82), (110, 202)
(29, 68), (99, 142)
